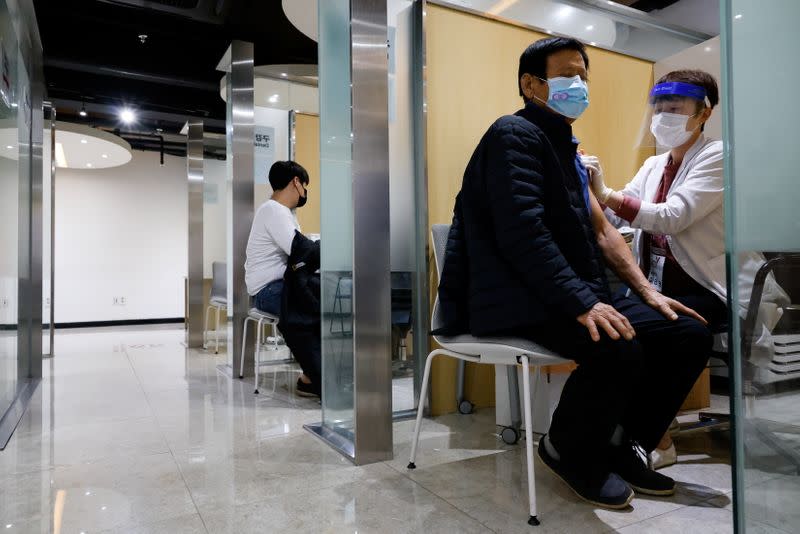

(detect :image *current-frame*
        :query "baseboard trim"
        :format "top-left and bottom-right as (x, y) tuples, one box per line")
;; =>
(44, 318), (185, 329)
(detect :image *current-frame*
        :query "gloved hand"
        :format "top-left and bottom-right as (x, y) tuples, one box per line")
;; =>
(580, 154), (614, 203)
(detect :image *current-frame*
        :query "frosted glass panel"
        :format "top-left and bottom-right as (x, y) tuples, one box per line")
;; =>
(724, 1), (800, 531)
(728, 1), (800, 252)
(319, 0), (355, 441)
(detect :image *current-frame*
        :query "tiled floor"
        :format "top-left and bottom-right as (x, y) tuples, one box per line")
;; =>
(0, 325), (783, 533)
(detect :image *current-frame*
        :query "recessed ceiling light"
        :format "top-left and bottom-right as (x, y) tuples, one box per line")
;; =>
(86, 163), (93, 168)
(586, 25), (594, 31)
(280, 72), (288, 78)
(705, 46), (712, 52)
(5, 145), (12, 149)
(268, 94), (279, 104)
(79, 103), (87, 117)
(101, 154), (108, 158)
(120, 108), (135, 124)
(735, 13), (742, 19)
(590, 42), (597, 46)
(10, 102), (17, 108)
(80, 139), (88, 144)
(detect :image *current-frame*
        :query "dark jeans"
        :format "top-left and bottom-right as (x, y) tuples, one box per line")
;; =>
(530, 292), (713, 461)
(254, 280), (284, 316)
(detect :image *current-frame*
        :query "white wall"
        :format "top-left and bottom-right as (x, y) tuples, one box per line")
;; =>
(654, 35), (722, 143)
(53, 149), (226, 323)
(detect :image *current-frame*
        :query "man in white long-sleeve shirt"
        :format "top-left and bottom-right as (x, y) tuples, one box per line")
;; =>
(245, 161), (320, 397)
(245, 161), (308, 315)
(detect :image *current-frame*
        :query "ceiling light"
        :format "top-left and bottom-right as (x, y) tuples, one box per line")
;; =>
(586, 25), (594, 31)
(120, 108), (135, 124)
(607, 1), (615, 4)
(735, 13), (742, 19)
(705, 46), (712, 52)
(138, 34), (148, 44)
(280, 72), (288, 78)
(80, 139), (88, 144)
(590, 41), (597, 46)
(268, 94), (279, 104)
(101, 154), (108, 158)
(86, 163), (93, 168)
(5, 145), (12, 149)
(55, 142), (68, 167)
(11, 102), (17, 108)
(79, 103), (87, 117)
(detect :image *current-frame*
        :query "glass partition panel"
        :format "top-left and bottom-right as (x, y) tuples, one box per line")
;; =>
(723, 1), (800, 531)
(319, 0), (355, 447)
(0, 0), (21, 417)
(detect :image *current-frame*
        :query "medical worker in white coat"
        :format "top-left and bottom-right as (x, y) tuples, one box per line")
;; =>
(583, 70), (732, 469)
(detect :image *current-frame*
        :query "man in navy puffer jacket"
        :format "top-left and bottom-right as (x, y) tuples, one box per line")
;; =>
(437, 37), (712, 510)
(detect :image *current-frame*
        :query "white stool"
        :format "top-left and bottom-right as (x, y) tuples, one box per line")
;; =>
(240, 308), (293, 394)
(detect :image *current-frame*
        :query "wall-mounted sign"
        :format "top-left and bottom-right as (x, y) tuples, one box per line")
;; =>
(254, 125), (275, 185)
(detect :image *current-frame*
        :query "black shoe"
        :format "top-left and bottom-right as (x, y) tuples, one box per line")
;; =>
(296, 378), (320, 398)
(538, 436), (633, 510)
(610, 440), (675, 496)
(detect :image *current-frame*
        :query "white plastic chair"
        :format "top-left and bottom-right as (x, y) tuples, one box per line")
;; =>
(240, 307), (293, 394)
(408, 224), (570, 527)
(203, 261), (227, 354)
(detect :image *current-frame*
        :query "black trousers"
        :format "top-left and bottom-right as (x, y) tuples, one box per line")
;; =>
(280, 323), (321, 390)
(530, 292), (713, 461)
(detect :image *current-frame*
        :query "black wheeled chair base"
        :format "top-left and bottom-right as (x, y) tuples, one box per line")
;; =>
(528, 515), (540, 526)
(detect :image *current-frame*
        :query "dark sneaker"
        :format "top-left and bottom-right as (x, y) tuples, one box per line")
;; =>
(296, 378), (320, 398)
(610, 440), (675, 496)
(538, 436), (633, 509)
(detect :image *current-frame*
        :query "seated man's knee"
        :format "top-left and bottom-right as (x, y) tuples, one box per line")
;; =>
(600, 338), (645, 376)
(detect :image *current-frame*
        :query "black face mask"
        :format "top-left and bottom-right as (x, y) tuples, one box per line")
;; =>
(296, 183), (308, 208)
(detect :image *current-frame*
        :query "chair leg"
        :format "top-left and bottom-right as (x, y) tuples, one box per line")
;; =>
(520, 355), (539, 526)
(408, 351), (437, 469)
(214, 306), (221, 354)
(203, 305), (212, 349)
(239, 318), (249, 379)
(254, 318), (263, 394)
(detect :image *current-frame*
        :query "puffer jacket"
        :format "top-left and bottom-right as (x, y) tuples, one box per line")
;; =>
(436, 103), (611, 336)
(280, 231), (320, 329)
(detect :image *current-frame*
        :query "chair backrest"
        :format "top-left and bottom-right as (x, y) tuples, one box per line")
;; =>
(430, 224), (451, 333)
(210, 261), (227, 301)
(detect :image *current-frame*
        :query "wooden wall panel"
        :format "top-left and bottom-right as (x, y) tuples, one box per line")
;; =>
(294, 112), (321, 235)
(426, 4), (655, 415)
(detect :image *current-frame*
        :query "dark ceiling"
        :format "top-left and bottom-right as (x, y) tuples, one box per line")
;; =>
(34, 0), (317, 150)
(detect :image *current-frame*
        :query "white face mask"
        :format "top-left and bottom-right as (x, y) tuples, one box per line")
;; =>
(650, 112), (695, 148)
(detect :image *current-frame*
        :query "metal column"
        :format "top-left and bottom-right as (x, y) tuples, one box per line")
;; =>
(218, 41), (255, 376)
(186, 121), (204, 348)
(351, 0), (392, 465)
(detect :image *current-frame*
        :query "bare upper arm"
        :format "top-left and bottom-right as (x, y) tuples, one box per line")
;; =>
(588, 189), (614, 241)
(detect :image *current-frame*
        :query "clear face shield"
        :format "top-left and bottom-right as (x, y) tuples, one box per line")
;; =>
(637, 81), (710, 149)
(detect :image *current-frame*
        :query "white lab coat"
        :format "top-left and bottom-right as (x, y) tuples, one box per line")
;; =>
(607, 135), (786, 319)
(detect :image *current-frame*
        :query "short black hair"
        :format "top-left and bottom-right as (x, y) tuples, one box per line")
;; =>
(518, 37), (589, 98)
(655, 69), (719, 131)
(268, 160), (309, 191)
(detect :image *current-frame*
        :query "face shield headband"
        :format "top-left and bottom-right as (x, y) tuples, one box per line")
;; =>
(649, 82), (709, 107)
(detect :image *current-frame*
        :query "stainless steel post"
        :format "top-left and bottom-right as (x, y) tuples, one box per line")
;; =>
(186, 121), (204, 348)
(351, 0), (392, 465)
(218, 41), (255, 376)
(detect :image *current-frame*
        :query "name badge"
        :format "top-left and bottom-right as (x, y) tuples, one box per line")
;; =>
(648, 251), (666, 293)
